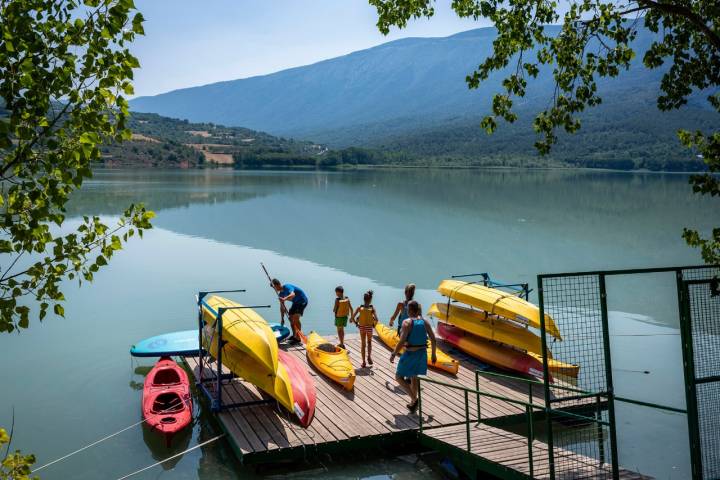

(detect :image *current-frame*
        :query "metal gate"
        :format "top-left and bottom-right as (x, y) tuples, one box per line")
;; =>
(537, 265), (719, 480)
(680, 276), (720, 480)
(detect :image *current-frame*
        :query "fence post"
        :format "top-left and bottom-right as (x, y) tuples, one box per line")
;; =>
(526, 405), (534, 478)
(464, 390), (471, 452)
(418, 378), (423, 434)
(475, 371), (481, 423)
(599, 274), (619, 478)
(538, 275), (555, 480)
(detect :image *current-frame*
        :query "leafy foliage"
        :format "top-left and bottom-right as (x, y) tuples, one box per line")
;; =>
(1, 428), (35, 480)
(368, 0), (719, 262)
(0, 0), (153, 333)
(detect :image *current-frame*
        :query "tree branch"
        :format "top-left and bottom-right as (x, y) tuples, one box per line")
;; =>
(636, 0), (720, 52)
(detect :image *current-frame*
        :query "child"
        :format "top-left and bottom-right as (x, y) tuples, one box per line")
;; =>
(353, 290), (379, 368)
(333, 286), (352, 349)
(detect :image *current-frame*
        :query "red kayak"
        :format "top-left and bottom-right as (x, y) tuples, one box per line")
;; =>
(143, 357), (193, 443)
(437, 322), (553, 382)
(278, 349), (316, 427)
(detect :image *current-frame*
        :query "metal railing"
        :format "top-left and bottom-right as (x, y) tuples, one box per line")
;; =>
(417, 369), (614, 479)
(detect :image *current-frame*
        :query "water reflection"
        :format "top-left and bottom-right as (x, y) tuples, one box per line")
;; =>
(69, 168), (714, 290)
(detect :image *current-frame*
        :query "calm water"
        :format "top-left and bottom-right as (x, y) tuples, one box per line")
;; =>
(0, 168), (715, 479)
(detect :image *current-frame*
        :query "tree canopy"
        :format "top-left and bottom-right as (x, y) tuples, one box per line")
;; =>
(0, 0), (153, 336)
(369, 0), (719, 263)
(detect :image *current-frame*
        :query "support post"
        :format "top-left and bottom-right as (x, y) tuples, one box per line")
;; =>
(538, 275), (555, 480)
(599, 274), (619, 478)
(677, 273), (703, 480)
(464, 390), (471, 452)
(418, 378), (423, 434)
(475, 370), (481, 424)
(526, 405), (534, 478)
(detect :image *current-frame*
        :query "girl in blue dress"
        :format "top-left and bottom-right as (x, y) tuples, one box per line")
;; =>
(390, 300), (437, 412)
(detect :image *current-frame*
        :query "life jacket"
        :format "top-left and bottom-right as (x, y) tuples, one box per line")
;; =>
(406, 317), (428, 347)
(358, 305), (375, 327)
(336, 298), (351, 317)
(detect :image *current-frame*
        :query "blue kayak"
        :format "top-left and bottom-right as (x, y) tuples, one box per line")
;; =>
(130, 323), (291, 357)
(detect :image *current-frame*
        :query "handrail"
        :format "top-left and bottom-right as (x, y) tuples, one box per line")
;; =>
(475, 370), (594, 395)
(418, 375), (540, 477)
(418, 375), (544, 409)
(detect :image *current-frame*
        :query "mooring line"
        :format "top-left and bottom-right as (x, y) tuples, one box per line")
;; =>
(31, 418), (149, 473)
(32, 399), (185, 473)
(115, 434), (225, 480)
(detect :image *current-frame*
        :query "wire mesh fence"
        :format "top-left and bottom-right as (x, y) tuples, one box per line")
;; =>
(539, 273), (614, 479)
(686, 280), (720, 480)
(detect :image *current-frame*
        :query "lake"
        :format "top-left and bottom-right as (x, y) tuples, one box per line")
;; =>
(0, 168), (715, 479)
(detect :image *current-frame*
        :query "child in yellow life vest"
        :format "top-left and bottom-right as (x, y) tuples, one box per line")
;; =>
(333, 286), (353, 349)
(352, 290), (378, 368)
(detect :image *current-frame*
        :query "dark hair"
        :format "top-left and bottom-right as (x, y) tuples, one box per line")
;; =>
(335, 285), (344, 293)
(363, 290), (373, 303)
(407, 300), (421, 317)
(405, 283), (416, 302)
(271, 278), (281, 287)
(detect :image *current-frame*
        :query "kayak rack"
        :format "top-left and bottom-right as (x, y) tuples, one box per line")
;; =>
(196, 290), (273, 412)
(451, 272), (531, 300)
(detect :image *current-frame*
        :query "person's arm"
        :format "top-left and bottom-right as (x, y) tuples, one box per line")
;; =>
(333, 298), (339, 315)
(351, 306), (360, 325)
(389, 302), (402, 326)
(390, 319), (410, 362)
(372, 306), (379, 325)
(424, 319), (437, 364)
(280, 291), (296, 302)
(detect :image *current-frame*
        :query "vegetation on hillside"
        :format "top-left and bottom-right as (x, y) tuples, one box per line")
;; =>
(369, 0), (719, 262)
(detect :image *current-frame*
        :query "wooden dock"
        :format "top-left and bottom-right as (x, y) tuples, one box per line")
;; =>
(184, 333), (646, 478)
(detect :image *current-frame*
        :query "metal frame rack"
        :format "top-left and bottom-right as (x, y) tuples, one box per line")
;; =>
(196, 289), (272, 412)
(451, 272), (531, 300)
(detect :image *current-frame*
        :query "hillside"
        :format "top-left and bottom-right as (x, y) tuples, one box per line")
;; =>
(99, 112), (392, 168)
(129, 25), (716, 170)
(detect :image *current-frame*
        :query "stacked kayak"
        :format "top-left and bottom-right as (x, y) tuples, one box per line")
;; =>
(437, 323), (548, 380)
(430, 279), (579, 380)
(201, 295), (316, 427)
(375, 322), (459, 375)
(305, 332), (356, 390)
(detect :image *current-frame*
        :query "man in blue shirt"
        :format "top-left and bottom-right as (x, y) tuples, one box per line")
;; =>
(271, 278), (308, 343)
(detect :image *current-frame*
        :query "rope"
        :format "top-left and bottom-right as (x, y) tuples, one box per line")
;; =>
(32, 418), (148, 473)
(32, 399), (186, 473)
(114, 434), (225, 480)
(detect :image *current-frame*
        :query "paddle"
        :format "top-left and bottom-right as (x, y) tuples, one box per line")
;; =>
(261, 262), (288, 326)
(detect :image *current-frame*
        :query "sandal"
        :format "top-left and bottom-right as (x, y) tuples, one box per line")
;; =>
(368, 357), (373, 366)
(407, 400), (419, 412)
(361, 362), (366, 368)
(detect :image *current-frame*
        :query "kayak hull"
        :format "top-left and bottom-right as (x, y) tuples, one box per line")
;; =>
(437, 322), (552, 382)
(142, 357), (193, 440)
(306, 332), (356, 390)
(201, 295), (278, 376)
(279, 349), (316, 427)
(375, 322), (459, 375)
(437, 280), (562, 340)
(428, 303), (545, 356)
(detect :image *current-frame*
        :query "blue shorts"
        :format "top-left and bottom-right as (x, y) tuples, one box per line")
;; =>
(396, 349), (427, 378)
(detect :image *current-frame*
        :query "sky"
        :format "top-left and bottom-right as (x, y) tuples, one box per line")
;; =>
(131, 0), (487, 97)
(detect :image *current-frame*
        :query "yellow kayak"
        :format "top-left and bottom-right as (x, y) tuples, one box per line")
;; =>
(305, 332), (355, 390)
(437, 280), (563, 340)
(428, 303), (545, 356)
(375, 322), (459, 375)
(202, 323), (293, 413)
(528, 353), (580, 378)
(201, 295), (278, 375)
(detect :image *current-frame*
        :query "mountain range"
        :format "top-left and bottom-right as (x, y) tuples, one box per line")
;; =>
(130, 25), (716, 170)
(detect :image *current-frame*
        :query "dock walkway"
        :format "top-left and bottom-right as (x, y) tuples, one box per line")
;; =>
(183, 333), (643, 478)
